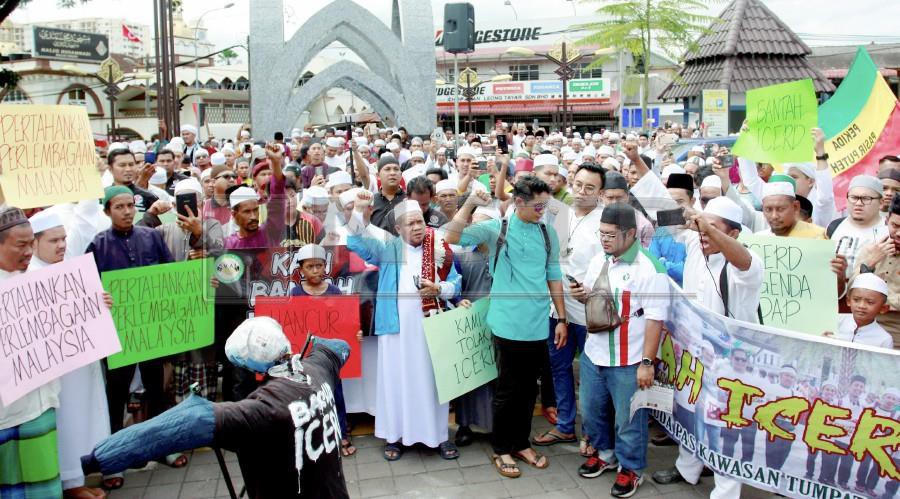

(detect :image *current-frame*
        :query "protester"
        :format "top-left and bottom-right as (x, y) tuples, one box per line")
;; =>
(757, 181), (826, 238)
(828, 175), (888, 278)
(224, 144), (286, 250)
(368, 154), (406, 235)
(406, 177), (448, 229)
(826, 273), (894, 348)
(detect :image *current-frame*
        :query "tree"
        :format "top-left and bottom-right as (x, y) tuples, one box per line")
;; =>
(218, 48), (238, 66)
(577, 0), (716, 131)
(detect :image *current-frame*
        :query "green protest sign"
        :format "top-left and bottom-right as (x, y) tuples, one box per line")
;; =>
(738, 234), (837, 335)
(102, 258), (215, 369)
(423, 298), (496, 404)
(732, 79), (817, 163)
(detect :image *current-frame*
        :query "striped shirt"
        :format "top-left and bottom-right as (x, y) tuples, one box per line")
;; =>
(582, 241), (669, 367)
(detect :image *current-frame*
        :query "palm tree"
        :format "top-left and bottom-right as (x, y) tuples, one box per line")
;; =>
(218, 48), (238, 66)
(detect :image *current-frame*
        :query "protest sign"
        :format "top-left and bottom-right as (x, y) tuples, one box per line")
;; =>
(655, 279), (900, 498)
(255, 295), (361, 378)
(0, 254), (120, 405)
(102, 258), (215, 369)
(0, 105), (103, 209)
(739, 234), (838, 335)
(732, 79), (817, 164)
(423, 298), (496, 404)
(702, 88), (729, 137)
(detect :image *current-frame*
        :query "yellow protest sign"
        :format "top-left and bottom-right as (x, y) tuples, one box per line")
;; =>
(0, 105), (103, 209)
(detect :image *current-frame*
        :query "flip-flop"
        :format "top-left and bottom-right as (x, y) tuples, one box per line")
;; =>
(580, 435), (595, 457)
(438, 441), (459, 460)
(383, 443), (403, 461)
(532, 430), (577, 446)
(513, 450), (549, 469)
(492, 454), (521, 478)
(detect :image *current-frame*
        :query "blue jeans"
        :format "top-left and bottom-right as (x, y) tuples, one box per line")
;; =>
(547, 319), (588, 435)
(579, 353), (648, 473)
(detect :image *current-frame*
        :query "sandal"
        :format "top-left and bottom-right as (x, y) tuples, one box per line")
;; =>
(383, 442), (403, 461)
(532, 429), (577, 446)
(492, 454), (521, 478)
(438, 441), (459, 460)
(580, 435), (595, 458)
(512, 449), (549, 469)
(341, 438), (357, 457)
(164, 452), (189, 468)
(101, 475), (123, 490)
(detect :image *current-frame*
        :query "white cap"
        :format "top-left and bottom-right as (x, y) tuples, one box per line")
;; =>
(386, 142), (400, 152)
(558, 167), (568, 180)
(339, 187), (363, 207)
(393, 199), (423, 219)
(28, 210), (63, 234)
(563, 151), (579, 162)
(108, 142), (128, 152)
(703, 196), (742, 225)
(297, 243), (327, 263)
(597, 145), (615, 157)
(356, 137), (368, 146)
(325, 171), (353, 189)
(849, 175), (883, 195)
(786, 163), (816, 180)
(608, 132), (621, 142)
(456, 146), (476, 159)
(174, 178), (203, 196)
(850, 273), (889, 297)
(229, 186), (259, 208)
(625, 133), (638, 141)
(410, 150), (426, 160)
(222, 143), (235, 153)
(250, 147), (266, 162)
(662, 164), (686, 177)
(374, 139), (386, 147)
(435, 179), (458, 193)
(325, 137), (342, 148)
(167, 137), (185, 150)
(224, 317), (291, 373)
(129, 140), (147, 154)
(240, 130), (251, 138)
(700, 175), (722, 190)
(300, 186), (330, 207)
(149, 167), (167, 185)
(181, 124), (198, 136)
(210, 152), (226, 166)
(691, 145), (706, 154)
(762, 181), (795, 199)
(301, 131), (311, 138)
(602, 158), (621, 171)
(200, 168), (213, 181)
(474, 206), (500, 220)
(534, 154), (559, 169)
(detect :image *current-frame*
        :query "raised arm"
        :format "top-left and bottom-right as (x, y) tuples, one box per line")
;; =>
(443, 191), (492, 244)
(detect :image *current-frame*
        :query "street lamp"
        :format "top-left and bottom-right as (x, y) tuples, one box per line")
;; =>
(63, 64), (154, 142)
(504, 0), (519, 20)
(506, 40), (586, 133)
(452, 69), (512, 135)
(194, 3), (235, 89)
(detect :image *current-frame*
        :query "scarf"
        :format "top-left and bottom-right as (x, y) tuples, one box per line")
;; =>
(421, 227), (454, 314)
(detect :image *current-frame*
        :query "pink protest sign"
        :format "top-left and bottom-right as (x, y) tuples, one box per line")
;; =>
(0, 254), (121, 405)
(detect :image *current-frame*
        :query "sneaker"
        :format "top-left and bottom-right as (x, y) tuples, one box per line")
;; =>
(578, 455), (616, 478)
(611, 469), (644, 498)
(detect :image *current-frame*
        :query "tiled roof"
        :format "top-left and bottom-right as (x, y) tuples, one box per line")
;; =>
(659, 0), (835, 99)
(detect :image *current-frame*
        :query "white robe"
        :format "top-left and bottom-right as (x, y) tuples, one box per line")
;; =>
(374, 243), (449, 448)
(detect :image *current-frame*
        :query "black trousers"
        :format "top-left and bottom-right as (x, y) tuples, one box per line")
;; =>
(491, 335), (547, 455)
(103, 358), (166, 434)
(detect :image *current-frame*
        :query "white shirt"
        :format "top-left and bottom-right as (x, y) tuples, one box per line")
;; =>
(835, 314), (893, 348)
(582, 242), (669, 367)
(557, 205), (604, 325)
(831, 218), (888, 279)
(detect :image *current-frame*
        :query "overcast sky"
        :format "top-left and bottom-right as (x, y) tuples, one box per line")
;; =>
(10, 0), (899, 61)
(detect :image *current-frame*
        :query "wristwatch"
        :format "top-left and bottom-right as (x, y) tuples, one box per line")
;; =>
(641, 357), (653, 367)
(557, 317), (568, 325)
(816, 153), (829, 161)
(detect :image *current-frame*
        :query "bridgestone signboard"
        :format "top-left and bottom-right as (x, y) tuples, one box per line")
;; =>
(31, 26), (109, 62)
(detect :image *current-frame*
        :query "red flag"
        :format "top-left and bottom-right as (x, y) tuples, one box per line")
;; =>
(122, 24), (141, 43)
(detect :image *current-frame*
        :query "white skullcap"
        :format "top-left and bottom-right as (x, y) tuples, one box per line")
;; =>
(339, 187), (363, 207)
(374, 139), (386, 147)
(411, 151), (426, 160)
(356, 144), (370, 152)
(325, 137), (342, 148)
(222, 143), (235, 153)
(435, 179), (458, 193)
(704, 196), (742, 225)
(194, 148), (209, 158)
(174, 178), (203, 196)
(582, 146), (596, 157)
(301, 131), (311, 138)
(597, 145), (615, 157)
(290, 129), (302, 138)
(436, 147), (447, 155)
(240, 130), (251, 138)
(229, 186), (259, 208)
(534, 154), (559, 169)
(625, 133), (638, 141)
(386, 142), (400, 151)
(779, 364), (798, 376)
(662, 164), (686, 177)
(685, 156), (702, 165)
(210, 152), (226, 166)
(225, 316), (291, 373)
(181, 124), (198, 135)
(474, 206), (500, 220)
(325, 171), (353, 189)
(607, 132), (621, 142)
(691, 145), (705, 154)
(149, 167), (167, 185)
(558, 167), (568, 179)
(700, 175), (722, 190)
(602, 131), (611, 138)
(300, 186), (330, 207)
(573, 132), (582, 138)
(850, 273), (889, 297)
(28, 210), (63, 234)
(297, 243), (327, 263)
(602, 158), (621, 171)
(561, 146), (573, 155)
(393, 199), (423, 220)
(250, 147), (266, 162)
(456, 146), (476, 159)
(705, 157), (718, 167)
(129, 140), (147, 154)
(786, 163), (816, 180)
(849, 175), (883, 195)
(563, 151), (579, 162)
(108, 142), (128, 152)
(200, 168), (213, 180)
(762, 181), (795, 199)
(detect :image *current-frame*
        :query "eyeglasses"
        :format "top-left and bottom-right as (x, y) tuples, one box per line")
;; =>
(847, 194), (880, 205)
(597, 230), (620, 240)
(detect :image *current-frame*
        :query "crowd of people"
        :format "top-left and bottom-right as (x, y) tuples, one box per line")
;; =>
(1, 119), (899, 499)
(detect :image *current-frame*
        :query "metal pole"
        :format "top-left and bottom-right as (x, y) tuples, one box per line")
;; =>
(466, 81), (473, 135)
(167, 0), (179, 134)
(453, 53), (460, 148)
(152, 0), (165, 138)
(561, 42), (569, 134)
(108, 68), (116, 142)
(618, 49), (625, 131)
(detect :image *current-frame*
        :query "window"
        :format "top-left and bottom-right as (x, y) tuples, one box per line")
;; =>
(205, 79), (219, 89)
(574, 62), (602, 79)
(3, 87), (30, 104)
(296, 71), (314, 87)
(67, 88), (87, 106)
(509, 64), (539, 81)
(233, 77), (249, 90)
